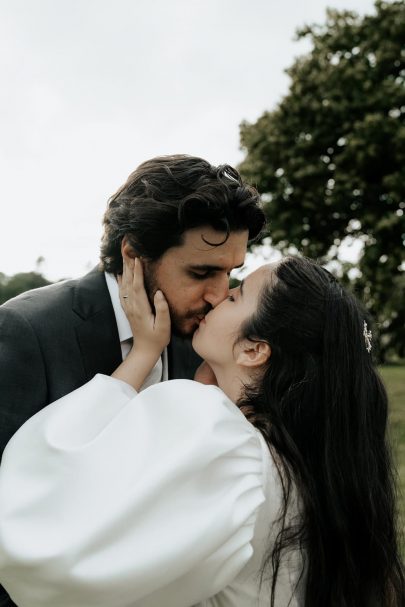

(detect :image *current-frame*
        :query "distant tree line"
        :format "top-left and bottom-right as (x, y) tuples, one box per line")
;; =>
(0, 272), (52, 305)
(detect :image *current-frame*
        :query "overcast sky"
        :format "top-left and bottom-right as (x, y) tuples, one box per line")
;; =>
(1, 0), (376, 280)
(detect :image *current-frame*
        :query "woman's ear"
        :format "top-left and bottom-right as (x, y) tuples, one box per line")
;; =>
(235, 340), (271, 368)
(121, 236), (137, 261)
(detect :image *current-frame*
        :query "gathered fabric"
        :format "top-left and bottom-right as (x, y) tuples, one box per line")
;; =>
(0, 375), (303, 606)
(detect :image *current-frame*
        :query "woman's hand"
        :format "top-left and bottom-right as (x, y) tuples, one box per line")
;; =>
(112, 256), (171, 391)
(119, 257), (171, 357)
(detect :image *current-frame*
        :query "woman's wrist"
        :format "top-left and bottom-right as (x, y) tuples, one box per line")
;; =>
(112, 345), (163, 391)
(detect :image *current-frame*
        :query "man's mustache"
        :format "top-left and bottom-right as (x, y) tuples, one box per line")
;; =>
(183, 305), (212, 319)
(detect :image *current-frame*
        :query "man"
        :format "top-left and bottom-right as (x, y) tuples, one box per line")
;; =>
(0, 154), (264, 605)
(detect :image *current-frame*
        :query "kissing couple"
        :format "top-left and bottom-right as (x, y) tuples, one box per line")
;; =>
(0, 155), (403, 607)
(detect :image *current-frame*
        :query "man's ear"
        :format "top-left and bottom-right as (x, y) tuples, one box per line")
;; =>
(235, 339), (271, 368)
(121, 236), (137, 261)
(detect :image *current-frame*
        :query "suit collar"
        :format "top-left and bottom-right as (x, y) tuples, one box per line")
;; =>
(72, 267), (122, 380)
(72, 267), (112, 320)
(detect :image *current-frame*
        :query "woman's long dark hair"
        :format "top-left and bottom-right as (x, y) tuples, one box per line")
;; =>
(238, 257), (404, 606)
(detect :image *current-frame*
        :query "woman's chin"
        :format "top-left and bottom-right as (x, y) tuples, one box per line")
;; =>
(191, 331), (203, 356)
(191, 331), (198, 349)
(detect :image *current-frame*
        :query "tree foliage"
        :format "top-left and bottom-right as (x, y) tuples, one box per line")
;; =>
(239, 0), (405, 360)
(0, 272), (52, 305)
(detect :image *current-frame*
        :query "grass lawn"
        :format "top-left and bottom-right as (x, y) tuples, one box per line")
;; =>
(381, 363), (405, 542)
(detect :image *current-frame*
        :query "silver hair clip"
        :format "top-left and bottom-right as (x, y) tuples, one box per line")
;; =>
(363, 321), (372, 353)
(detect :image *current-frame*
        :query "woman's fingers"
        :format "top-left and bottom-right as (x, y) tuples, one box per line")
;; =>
(153, 290), (171, 345)
(120, 257), (156, 324)
(120, 257), (147, 308)
(118, 260), (126, 306)
(154, 290), (169, 314)
(119, 256), (133, 308)
(133, 258), (152, 312)
(119, 257), (170, 350)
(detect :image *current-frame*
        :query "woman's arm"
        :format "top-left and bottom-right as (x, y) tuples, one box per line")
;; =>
(112, 257), (171, 391)
(0, 379), (266, 607)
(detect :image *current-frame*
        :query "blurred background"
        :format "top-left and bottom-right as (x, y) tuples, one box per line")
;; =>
(0, 0), (404, 509)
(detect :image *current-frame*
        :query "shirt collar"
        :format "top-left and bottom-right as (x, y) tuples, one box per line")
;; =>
(104, 272), (133, 343)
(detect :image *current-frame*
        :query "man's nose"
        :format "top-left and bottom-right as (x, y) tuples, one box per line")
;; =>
(203, 275), (230, 308)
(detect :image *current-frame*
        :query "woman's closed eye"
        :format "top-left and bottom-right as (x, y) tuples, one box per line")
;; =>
(227, 295), (235, 302)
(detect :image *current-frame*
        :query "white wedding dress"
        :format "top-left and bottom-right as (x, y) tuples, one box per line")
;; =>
(0, 375), (304, 607)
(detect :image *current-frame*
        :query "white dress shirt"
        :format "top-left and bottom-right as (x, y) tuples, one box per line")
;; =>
(104, 272), (168, 389)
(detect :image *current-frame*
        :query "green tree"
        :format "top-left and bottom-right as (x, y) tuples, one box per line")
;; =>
(0, 272), (52, 305)
(239, 0), (405, 360)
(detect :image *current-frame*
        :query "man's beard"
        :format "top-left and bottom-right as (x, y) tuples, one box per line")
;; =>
(142, 260), (210, 339)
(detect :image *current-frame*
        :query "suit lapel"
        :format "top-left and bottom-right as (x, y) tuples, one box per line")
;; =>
(168, 335), (202, 380)
(73, 268), (122, 381)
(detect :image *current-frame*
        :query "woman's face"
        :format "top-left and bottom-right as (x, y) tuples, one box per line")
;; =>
(192, 264), (273, 366)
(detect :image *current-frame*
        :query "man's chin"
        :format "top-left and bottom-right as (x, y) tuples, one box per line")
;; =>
(171, 318), (199, 339)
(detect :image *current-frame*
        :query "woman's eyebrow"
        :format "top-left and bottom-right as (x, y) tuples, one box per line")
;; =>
(240, 280), (245, 296)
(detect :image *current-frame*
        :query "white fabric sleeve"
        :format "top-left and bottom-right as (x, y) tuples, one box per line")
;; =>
(0, 376), (265, 607)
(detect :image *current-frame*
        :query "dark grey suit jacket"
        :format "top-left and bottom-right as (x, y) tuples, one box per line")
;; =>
(0, 267), (201, 606)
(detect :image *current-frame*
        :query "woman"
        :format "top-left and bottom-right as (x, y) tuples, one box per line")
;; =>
(0, 256), (403, 606)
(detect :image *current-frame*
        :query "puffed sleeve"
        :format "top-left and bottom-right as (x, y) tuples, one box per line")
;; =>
(0, 376), (265, 607)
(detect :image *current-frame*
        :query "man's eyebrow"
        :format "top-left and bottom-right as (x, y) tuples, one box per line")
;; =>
(188, 262), (244, 272)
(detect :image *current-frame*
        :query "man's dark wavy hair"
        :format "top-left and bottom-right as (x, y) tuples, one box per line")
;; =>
(100, 155), (265, 274)
(238, 256), (405, 606)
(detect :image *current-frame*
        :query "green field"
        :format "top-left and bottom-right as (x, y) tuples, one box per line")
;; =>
(381, 364), (405, 542)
